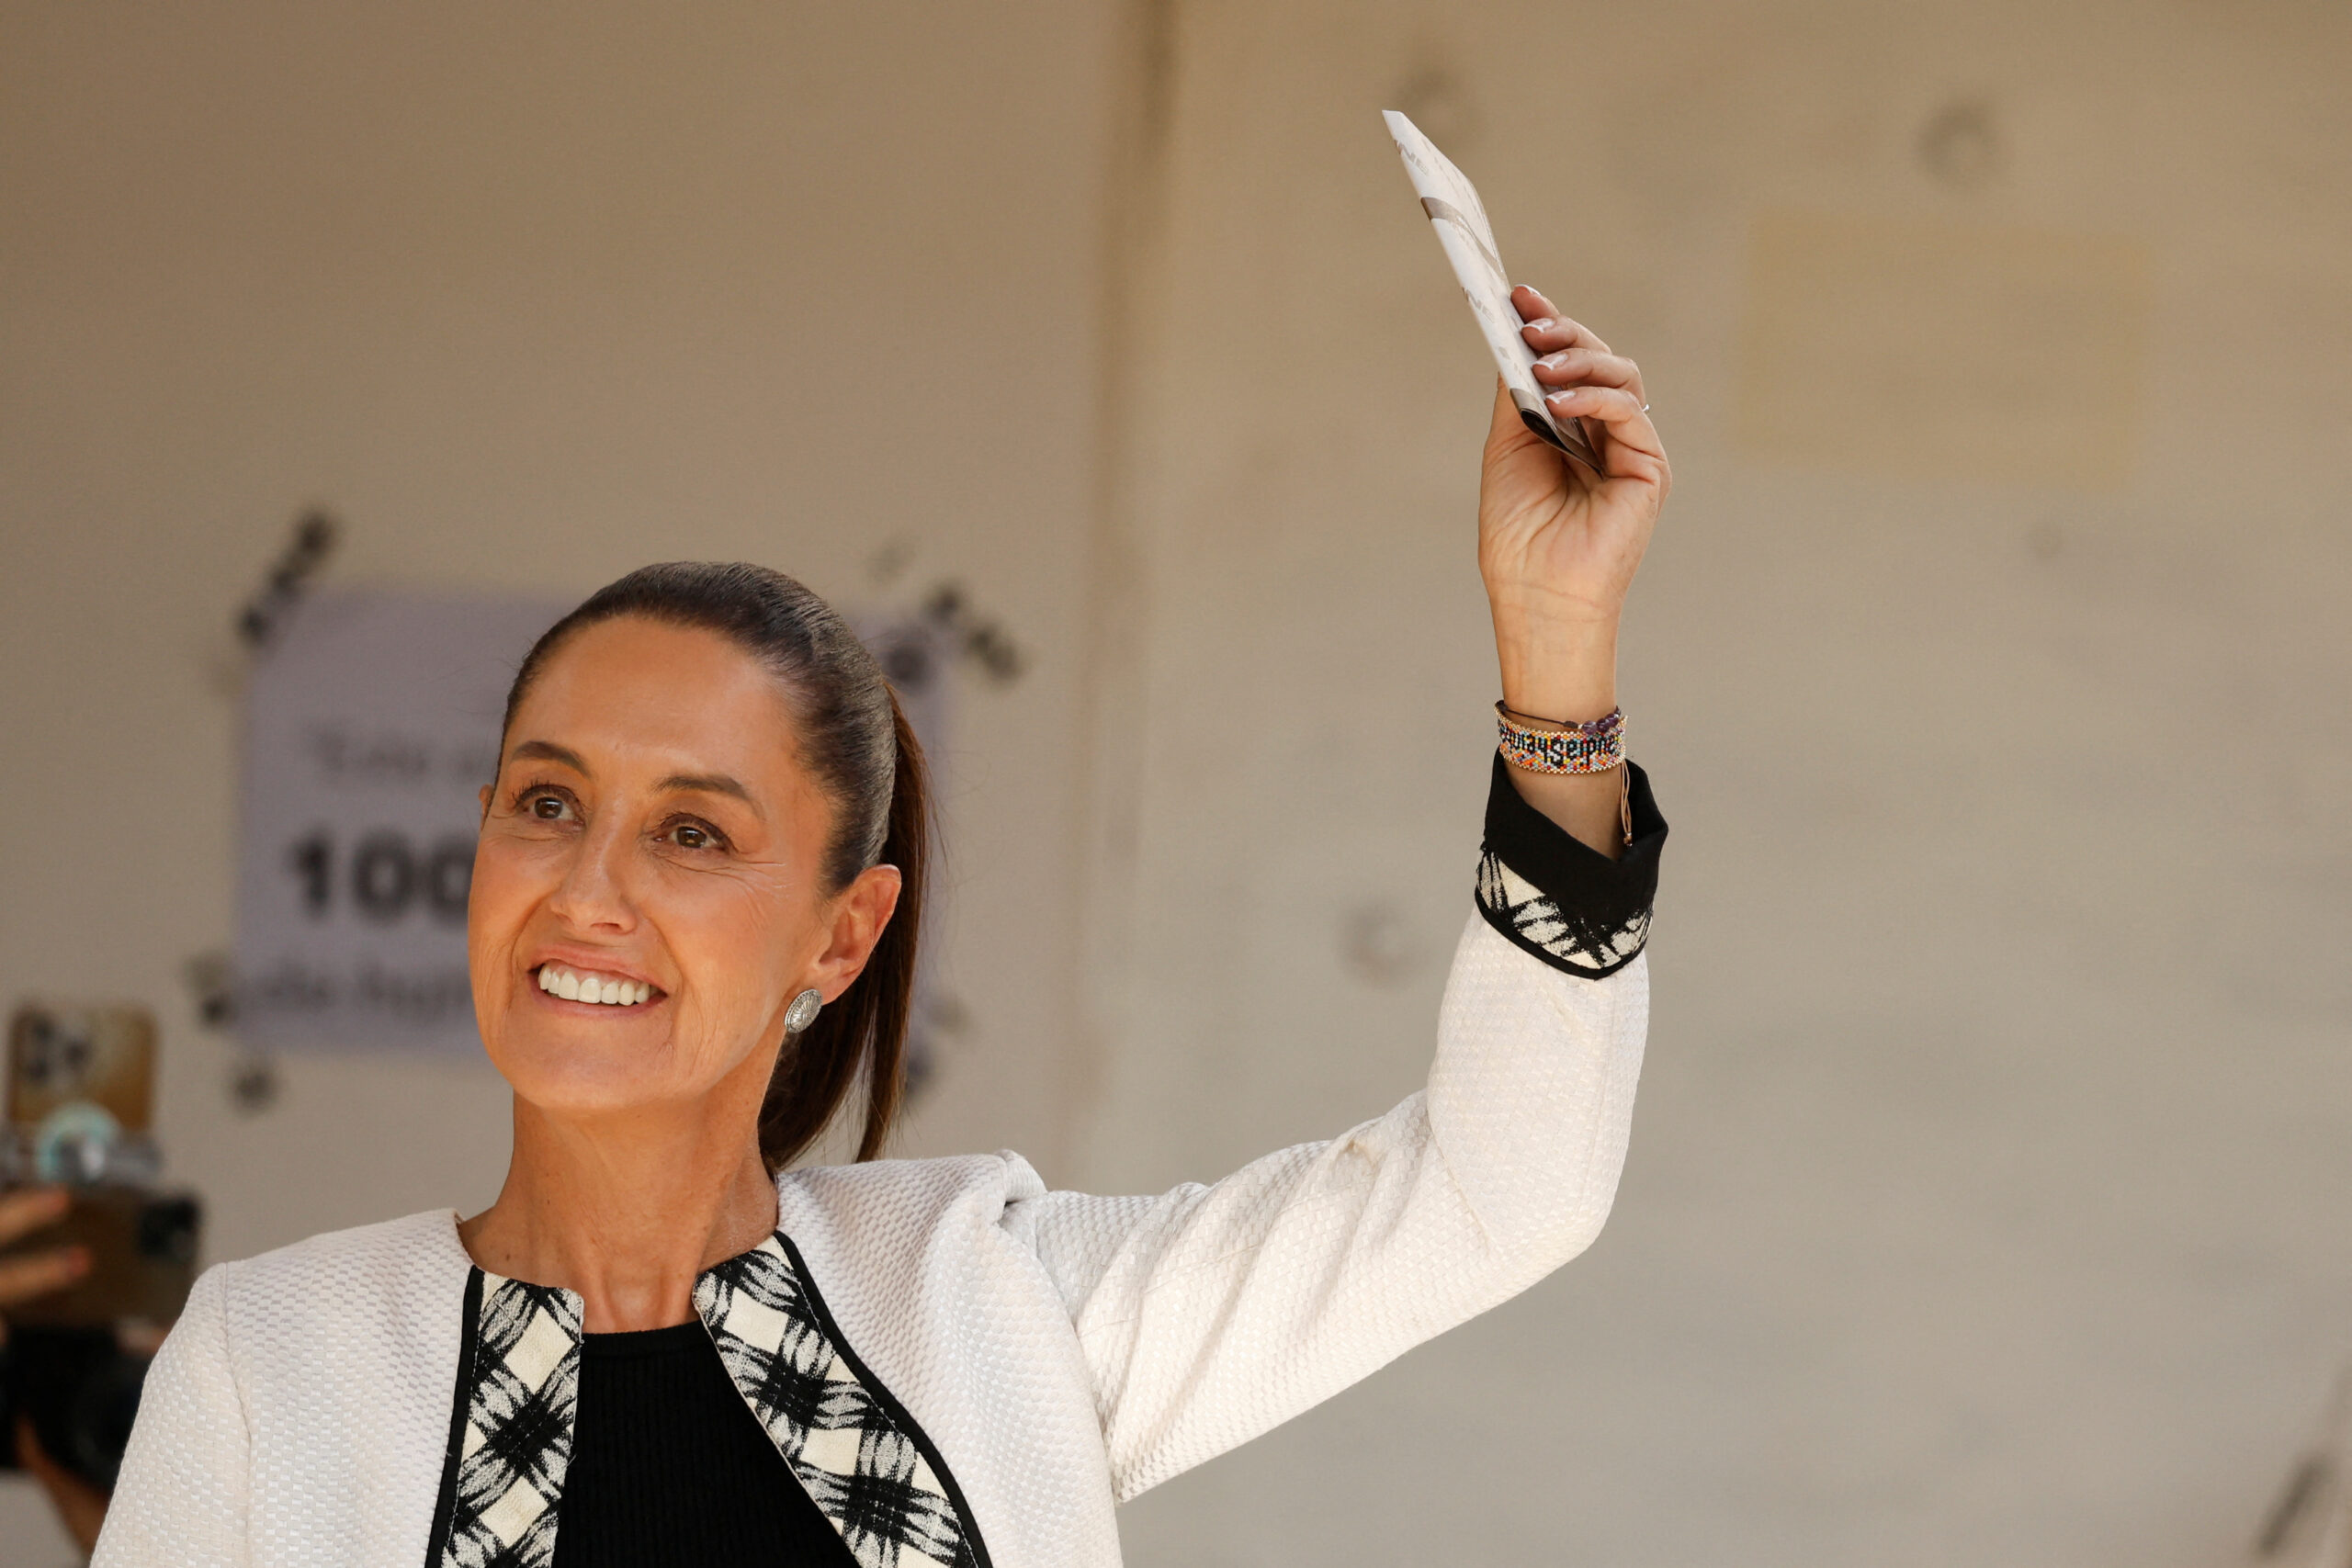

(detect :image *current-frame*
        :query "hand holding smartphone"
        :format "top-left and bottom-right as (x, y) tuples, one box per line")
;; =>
(1, 1003), (202, 1495)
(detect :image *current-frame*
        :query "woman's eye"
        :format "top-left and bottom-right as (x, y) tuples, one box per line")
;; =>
(518, 791), (573, 821)
(673, 823), (718, 851)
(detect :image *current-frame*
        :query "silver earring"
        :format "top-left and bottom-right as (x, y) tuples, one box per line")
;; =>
(784, 988), (823, 1034)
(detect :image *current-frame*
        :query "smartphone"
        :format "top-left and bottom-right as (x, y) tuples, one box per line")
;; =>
(0, 1002), (202, 1489)
(2, 1003), (201, 1325)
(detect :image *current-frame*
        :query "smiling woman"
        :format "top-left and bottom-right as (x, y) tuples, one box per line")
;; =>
(93, 289), (1671, 1568)
(467, 568), (925, 1207)
(462, 571), (929, 1329)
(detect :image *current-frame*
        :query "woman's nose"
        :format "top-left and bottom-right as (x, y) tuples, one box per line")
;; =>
(546, 823), (639, 932)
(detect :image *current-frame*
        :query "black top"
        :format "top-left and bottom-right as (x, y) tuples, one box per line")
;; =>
(551, 1321), (857, 1568)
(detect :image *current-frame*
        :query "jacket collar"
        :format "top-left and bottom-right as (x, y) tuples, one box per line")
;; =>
(423, 1228), (988, 1568)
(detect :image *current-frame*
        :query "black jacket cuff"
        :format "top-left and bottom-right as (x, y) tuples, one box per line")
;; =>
(1475, 755), (1667, 978)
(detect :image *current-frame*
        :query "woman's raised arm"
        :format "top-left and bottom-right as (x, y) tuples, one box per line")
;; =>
(999, 288), (1670, 1498)
(1484, 285), (1669, 855)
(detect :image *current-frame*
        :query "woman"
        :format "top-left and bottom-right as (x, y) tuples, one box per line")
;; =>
(95, 288), (1668, 1568)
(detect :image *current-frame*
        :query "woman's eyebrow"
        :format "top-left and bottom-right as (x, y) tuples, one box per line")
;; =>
(508, 739), (588, 772)
(658, 772), (763, 817)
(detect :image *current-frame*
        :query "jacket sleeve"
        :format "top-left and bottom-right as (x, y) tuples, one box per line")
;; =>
(1001, 761), (1666, 1501)
(93, 1263), (250, 1566)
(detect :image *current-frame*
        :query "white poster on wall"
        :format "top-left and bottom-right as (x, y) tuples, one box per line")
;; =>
(235, 591), (563, 1054)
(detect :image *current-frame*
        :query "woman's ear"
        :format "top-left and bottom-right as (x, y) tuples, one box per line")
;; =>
(809, 864), (904, 1003)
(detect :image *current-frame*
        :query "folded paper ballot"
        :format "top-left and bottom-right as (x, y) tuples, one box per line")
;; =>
(1384, 109), (1605, 475)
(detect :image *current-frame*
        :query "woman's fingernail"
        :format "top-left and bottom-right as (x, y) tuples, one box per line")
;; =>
(1525, 318), (1556, 333)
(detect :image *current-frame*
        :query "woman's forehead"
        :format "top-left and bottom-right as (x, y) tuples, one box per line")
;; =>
(512, 618), (805, 784)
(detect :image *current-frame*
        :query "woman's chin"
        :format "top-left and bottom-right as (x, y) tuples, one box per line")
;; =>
(484, 1014), (695, 1116)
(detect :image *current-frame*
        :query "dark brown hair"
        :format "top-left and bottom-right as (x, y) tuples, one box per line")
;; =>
(499, 561), (928, 1172)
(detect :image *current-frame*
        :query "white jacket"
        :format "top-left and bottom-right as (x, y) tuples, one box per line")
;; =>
(97, 762), (1664, 1568)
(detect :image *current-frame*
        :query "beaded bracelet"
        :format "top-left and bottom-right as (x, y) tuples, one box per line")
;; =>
(1495, 701), (1625, 775)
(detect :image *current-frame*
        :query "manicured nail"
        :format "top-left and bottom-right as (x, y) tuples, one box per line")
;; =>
(1524, 318), (1555, 333)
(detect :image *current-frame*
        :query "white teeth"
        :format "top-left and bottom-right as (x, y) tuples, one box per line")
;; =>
(537, 965), (653, 1006)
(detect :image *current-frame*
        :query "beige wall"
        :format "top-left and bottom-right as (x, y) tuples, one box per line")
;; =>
(6, 3), (2352, 1564)
(1090, 2), (2352, 1564)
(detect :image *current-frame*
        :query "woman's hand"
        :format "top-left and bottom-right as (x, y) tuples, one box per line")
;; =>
(1478, 286), (1669, 854)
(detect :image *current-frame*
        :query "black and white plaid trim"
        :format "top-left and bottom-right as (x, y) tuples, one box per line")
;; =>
(1476, 754), (1667, 979)
(430, 1273), (582, 1568)
(694, 1235), (986, 1568)
(424, 1236), (989, 1568)
(1477, 850), (1654, 975)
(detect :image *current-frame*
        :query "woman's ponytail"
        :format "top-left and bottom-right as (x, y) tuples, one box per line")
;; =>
(756, 690), (929, 1170)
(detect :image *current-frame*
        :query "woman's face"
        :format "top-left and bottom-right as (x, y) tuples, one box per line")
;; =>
(469, 616), (899, 1121)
